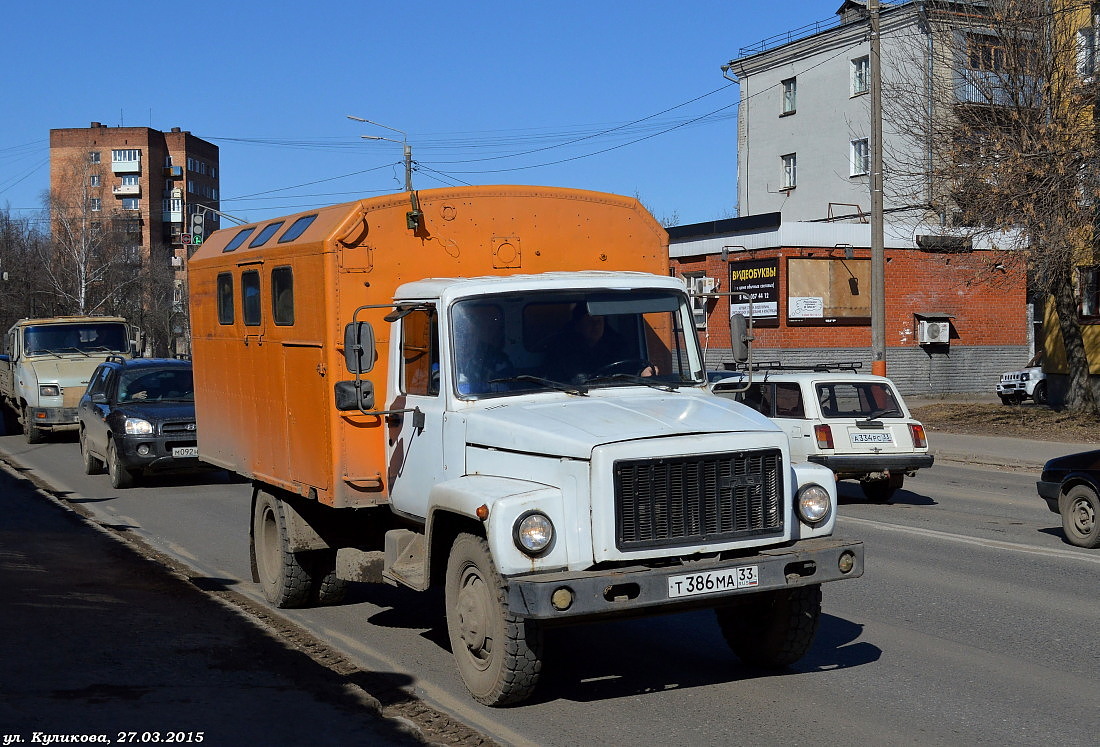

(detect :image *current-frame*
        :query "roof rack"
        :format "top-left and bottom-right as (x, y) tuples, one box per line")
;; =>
(105, 354), (128, 365)
(724, 360), (864, 373)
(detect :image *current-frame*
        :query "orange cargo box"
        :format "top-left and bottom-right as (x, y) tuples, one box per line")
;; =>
(188, 185), (669, 509)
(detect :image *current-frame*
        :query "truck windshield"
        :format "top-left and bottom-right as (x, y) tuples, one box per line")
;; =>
(451, 290), (704, 399)
(23, 323), (128, 356)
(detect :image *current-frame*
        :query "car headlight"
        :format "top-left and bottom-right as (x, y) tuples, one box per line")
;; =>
(513, 511), (554, 556)
(39, 384), (61, 397)
(797, 484), (832, 525)
(124, 417), (154, 435)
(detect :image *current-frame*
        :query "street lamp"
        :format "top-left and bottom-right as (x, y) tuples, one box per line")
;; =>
(346, 115), (413, 192)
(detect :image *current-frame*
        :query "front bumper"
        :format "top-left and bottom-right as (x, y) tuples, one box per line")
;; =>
(114, 434), (200, 472)
(808, 453), (935, 475)
(1036, 479), (1061, 514)
(27, 407), (79, 429)
(504, 537), (863, 621)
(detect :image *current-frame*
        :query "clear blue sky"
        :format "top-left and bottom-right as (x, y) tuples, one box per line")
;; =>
(1, 1), (840, 229)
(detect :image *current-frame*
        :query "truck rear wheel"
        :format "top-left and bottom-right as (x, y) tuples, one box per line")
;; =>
(445, 532), (542, 706)
(716, 584), (822, 669)
(308, 550), (349, 606)
(22, 406), (44, 444)
(252, 491), (313, 608)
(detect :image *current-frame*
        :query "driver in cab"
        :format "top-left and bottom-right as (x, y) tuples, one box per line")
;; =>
(549, 305), (653, 383)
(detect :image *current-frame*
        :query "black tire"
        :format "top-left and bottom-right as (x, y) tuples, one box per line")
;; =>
(998, 395), (1014, 406)
(251, 490), (313, 608)
(22, 406), (44, 444)
(445, 532), (543, 706)
(716, 584), (822, 669)
(0, 402), (19, 435)
(309, 550), (349, 606)
(106, 440), (136, 489)
(1061, 484), (1100, 549)
(1032, 381), (1048, 405)
(80, 429), (104, 475)
(861, 473), (903, 503)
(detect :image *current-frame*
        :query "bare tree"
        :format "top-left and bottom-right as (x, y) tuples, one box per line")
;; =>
(0, 207), (53, 329)
(884, 0), (1100, 413)
(44, 153), (140, 316)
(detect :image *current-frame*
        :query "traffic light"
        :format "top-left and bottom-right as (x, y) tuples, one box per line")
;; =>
(190, 211), (205, 240)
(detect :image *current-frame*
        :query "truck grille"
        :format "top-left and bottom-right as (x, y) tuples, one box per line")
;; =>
(613, 449), (783, 551)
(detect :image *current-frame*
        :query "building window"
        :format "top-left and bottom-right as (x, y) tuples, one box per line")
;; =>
(967, 34), (1005, 71)
(271, 267), (294, 326)
(124, 246), (142, 266)
(89, 151), (101, 164)
(781, 77), (797, 114)
(121, 197), (140, 211)
(850, 138), (869, 176)
(851, 55), (869, 95)
(781, 153), (797, 189)
(89, 175), (101, 187)
(1079, 27), (1098, 78)
(1080, 266), (1100, 318)
(90, 198), (101, 212)
(111, 149), (141, 163)
(121, 175), (139, 186)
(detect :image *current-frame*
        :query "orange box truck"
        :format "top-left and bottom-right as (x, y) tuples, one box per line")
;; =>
(188, 185), (862, 705)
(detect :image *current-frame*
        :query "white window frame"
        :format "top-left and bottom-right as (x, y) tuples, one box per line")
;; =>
(850, 138), (870, 176)
(90, 198), (101, 212)
(1078, 27), (1098, 78)
(781, 77), (797, 114)
(89, 151), (101, 164)
(851, 55), (869, 95)
(781, 153), (797, 190)
(121, 197), (140, 211)
(89, 175), (101, 187)
(121, 175), (139, 186)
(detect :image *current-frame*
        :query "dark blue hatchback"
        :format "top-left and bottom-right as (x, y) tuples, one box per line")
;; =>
(77, 357), (199, 489)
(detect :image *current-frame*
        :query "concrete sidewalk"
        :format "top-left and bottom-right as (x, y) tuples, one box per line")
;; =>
(0, 461), (475, 746)
(928, 430), (1091, 470)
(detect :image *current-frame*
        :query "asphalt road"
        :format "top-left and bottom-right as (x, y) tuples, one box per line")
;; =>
(2, 428), (1098, 746)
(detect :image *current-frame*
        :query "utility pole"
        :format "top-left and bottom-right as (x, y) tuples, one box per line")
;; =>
(869, 0), (887, 376)
(347, 115), (413, 192)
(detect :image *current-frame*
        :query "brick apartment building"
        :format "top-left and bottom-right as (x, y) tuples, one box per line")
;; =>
(669, 214), (1030, 397)
(49, 122), (220, 300)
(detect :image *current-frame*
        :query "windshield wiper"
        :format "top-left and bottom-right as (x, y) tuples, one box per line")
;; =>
(584, 373), (681, 392)
(57, 347), (90, 356)
(489, 375), (588, 396)
(863, 407), (902, 421)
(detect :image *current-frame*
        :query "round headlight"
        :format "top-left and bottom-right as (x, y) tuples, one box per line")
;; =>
(124, 417), (154, 435)
(797, 484), (832, 525)
(513, 511), (554, 556)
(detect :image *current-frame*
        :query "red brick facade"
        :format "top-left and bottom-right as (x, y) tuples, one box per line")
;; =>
(671, 246), (1027, 351)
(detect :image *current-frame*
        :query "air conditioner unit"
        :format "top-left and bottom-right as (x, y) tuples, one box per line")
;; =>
(687, 276), (718, 328)
(918, 319), (950, 344)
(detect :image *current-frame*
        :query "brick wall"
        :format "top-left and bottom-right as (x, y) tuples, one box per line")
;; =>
(675, 246), (1029, 395)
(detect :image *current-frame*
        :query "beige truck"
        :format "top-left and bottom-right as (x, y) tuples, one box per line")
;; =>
(0, 316), (133, 443)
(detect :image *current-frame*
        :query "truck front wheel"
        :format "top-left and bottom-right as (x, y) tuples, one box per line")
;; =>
(445, 532), (543, 706)
(252, 491), (313, 608)
(22, 406), (44, 444)
(716, 584), (822, 669)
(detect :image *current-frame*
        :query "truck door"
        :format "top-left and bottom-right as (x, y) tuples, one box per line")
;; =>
(386, 306), (444, 519)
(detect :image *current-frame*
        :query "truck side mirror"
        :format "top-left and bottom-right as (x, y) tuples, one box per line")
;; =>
(334, 380), (375, 411)
(731, 313), (752, 363)
(343, 321), (376, 374)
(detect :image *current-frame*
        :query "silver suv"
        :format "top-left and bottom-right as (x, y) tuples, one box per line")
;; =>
(996, 354), (1047, 405)
(711, 365), (933, 502)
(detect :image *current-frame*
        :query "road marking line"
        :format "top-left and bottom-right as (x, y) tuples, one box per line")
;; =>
(840, 515), (1100, 565)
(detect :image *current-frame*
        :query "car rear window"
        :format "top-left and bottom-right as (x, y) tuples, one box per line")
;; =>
(817, 382), (901, 418)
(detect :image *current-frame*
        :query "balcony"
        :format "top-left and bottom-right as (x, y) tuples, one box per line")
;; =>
(162, 210), (183, 223)
(113, 184), (140, 196)
(111, 157), (141, 174)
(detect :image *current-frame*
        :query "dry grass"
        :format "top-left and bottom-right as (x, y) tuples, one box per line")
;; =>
(910, 402), (1100, 443)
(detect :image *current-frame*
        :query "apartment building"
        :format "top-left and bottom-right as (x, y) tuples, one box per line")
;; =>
(49, 122), (220, 277)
